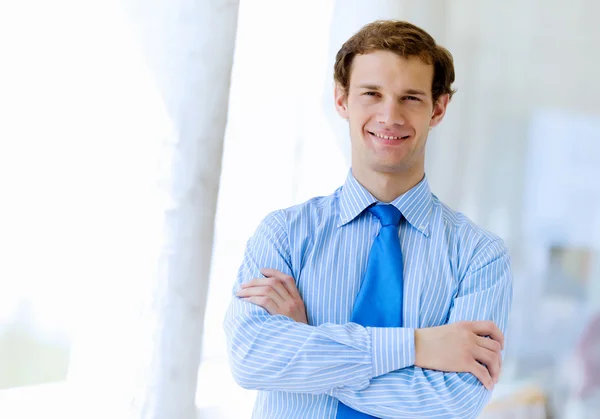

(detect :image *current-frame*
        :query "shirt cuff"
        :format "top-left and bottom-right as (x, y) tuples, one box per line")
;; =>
(368, 327), (415, 378)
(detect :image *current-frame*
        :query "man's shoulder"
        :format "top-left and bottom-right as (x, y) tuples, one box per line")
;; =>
(260, 188), (341, 230)
(433, 195), (508, 256)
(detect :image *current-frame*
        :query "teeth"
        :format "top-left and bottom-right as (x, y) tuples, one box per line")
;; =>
(373, 132), (403, 140)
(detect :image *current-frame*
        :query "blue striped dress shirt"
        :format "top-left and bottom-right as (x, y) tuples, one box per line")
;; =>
(224, 170), (513, 419)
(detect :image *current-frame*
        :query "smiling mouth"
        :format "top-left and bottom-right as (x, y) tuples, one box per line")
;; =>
(368, 131), (410, 140)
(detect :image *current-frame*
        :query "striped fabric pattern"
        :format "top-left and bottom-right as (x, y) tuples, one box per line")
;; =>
(223, 170), (513, 419)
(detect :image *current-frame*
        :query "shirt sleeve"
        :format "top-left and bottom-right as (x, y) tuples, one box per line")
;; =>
(223, 210), (415, 394)
(329, 239), (514, 419)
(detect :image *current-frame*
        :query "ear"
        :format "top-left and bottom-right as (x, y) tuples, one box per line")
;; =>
(334, 83), (349, 120)
(429, 93), (450, 128)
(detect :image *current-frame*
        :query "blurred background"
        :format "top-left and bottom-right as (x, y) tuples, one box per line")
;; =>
(0, 0), (599, 418)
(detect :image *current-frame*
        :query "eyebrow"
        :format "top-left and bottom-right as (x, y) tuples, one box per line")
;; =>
(357, 84), (382, 91)
(357, 84), (428, 97)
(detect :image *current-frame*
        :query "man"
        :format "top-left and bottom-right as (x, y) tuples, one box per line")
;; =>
(224, 20), (512, 418)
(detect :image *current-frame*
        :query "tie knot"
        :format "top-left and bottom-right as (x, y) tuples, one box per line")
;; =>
(368, 204), (401, 227)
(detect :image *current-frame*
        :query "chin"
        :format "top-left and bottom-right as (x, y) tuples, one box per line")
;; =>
(368, 161), (408, 174)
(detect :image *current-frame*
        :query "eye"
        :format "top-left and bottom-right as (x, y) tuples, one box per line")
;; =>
(403, 96), (420, 101)
(363, 91), (380, 97)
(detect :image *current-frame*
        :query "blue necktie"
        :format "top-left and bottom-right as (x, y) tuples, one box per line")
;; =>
(336, 204), (404, 419)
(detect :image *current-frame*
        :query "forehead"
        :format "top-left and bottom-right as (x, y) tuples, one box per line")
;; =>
(349, 50), (433, 94)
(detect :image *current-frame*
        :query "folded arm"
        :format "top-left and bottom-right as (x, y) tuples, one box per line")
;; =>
(330, 240), (513, 418)
(223, 210), (415, 394)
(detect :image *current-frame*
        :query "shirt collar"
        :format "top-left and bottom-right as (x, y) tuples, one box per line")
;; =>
(338, 169), (433, 236)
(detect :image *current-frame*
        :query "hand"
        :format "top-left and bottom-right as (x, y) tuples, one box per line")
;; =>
(414, 321), (504, 390)
(236, 268), (308, 324)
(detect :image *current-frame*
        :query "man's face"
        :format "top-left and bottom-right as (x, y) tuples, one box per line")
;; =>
(335, 50), (448, 179)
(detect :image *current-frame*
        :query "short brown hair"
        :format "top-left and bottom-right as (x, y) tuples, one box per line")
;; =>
(334, 20), (456, 103)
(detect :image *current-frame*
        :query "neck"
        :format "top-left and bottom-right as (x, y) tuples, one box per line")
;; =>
(351, 167), (424, 203)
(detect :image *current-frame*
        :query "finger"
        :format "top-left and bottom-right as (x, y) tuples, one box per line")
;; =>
(238, 285), (285, 307)
(260, 268), (290, 281)
(241, 277), (292, 300)
(477, 335), (502, 353)
(278, 274), (301, 299)
(471, 321), (504, 349)
(474, 346), (501, 384)
(260, 268), (301, 299)
(260, 268), (286, 277)
(241, 278), (293, 304)
(469, 361), (494, 391)
(242, 296), (279, 315)
(241, 278), (270, 289)
(477, 335), (503, 368)
(266, 277), (294, 301)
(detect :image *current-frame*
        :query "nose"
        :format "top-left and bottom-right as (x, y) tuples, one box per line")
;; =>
(376, 99), (405, 126)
